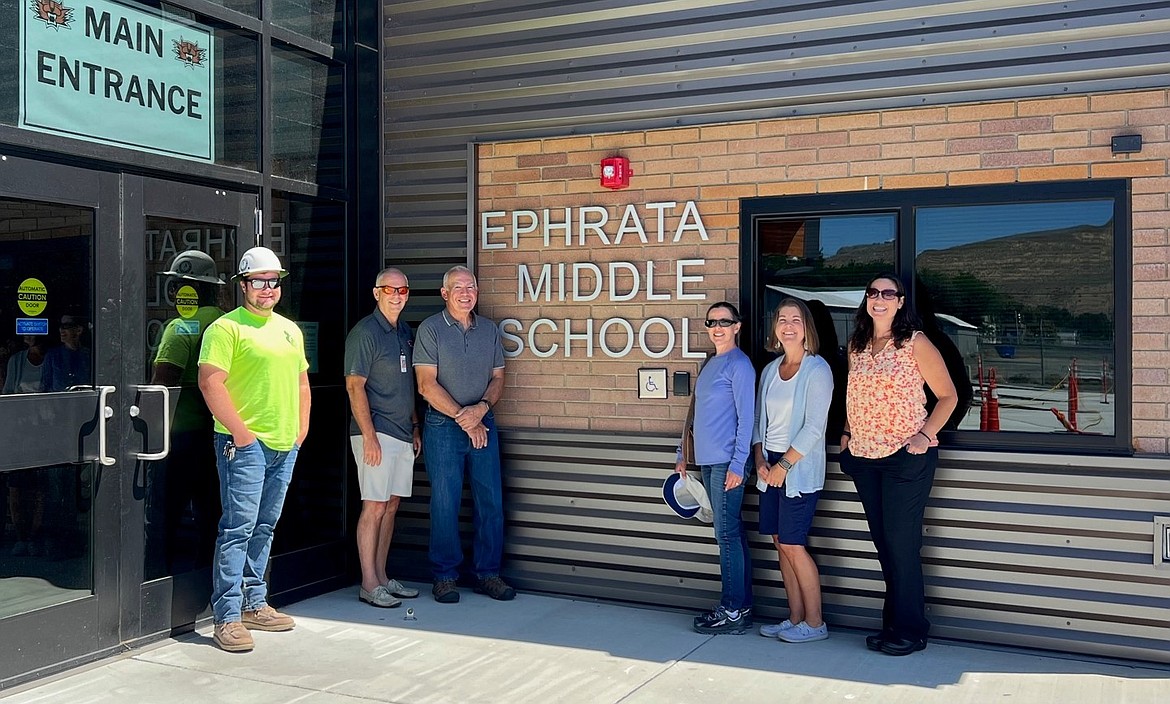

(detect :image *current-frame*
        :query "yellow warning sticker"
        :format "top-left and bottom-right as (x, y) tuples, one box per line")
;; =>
(17, 278), (48, 316)
(175, 285), (199, 319)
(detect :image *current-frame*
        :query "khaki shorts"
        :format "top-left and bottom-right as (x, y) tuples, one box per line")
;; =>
(350, 433), (415, 501)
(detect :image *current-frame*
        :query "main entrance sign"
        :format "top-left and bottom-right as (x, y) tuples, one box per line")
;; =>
(19, 0), (215, 161)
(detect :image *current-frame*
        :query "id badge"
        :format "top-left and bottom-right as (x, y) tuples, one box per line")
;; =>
(400, 353), (408, 373)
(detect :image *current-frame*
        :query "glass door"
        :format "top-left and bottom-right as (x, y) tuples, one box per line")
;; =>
(0, 156), (122, 685)
(0, 159), (253, 686)
(124, 177), (253, 638)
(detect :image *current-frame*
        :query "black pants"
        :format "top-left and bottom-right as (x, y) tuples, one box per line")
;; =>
(840, 447), (937, 641)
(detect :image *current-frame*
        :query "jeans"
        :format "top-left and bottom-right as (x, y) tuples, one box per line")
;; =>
(701, 462), (753, 612)
(211, 433), (299, 623)
(424, 408), (504, 581)
(840, 447), (937, 641)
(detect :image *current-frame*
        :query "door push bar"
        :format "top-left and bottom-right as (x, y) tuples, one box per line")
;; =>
(130, 385), (171, 461)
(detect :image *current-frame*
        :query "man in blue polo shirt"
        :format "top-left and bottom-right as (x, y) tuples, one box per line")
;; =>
(344, 267), (421, 609)
(414, 265), (513, 604)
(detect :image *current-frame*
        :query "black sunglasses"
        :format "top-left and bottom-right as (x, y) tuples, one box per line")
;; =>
(704, 318), (738, 328)
(865, 287), (901, 301)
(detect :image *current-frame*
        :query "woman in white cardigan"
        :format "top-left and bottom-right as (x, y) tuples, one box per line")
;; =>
(752, 297), (834, 644)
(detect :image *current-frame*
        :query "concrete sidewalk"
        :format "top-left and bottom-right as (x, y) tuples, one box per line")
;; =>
(3, 585), (1168, 703)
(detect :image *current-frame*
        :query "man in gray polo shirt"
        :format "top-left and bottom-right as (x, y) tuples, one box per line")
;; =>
(345, 267), (421, 609)
(413, 265), (513, 604)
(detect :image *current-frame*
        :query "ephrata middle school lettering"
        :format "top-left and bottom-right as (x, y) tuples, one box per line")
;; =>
(34, 7), (203, 120)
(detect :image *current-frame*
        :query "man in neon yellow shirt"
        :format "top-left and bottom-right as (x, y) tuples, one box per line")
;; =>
(198, 246), (310, 653)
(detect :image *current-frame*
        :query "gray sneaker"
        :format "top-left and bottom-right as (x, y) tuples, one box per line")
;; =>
(778, 621), (828, 643)
(759, 619), (796, 638)
(359, 585), (402, 608)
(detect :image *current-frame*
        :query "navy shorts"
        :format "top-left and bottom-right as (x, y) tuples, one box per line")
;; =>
(757, 451), (821, 545)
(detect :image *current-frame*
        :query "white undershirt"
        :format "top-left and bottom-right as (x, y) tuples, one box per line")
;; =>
(17, 355), (43, 393)
(762, 366), (799, 451)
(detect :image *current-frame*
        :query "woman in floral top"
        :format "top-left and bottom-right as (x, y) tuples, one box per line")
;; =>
(839, 274), (957, 657)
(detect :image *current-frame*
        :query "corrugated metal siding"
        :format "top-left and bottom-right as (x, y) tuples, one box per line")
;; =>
(384, 0), (1170, 285)
(382, 1), (1170, 661)
(390, 430), (1170, 663)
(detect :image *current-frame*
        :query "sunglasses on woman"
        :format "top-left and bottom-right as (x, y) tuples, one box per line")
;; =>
(704, 318), (738, 328)
(865, 287), (901, 301)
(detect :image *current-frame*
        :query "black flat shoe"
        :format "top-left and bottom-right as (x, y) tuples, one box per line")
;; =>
(865, 626), (889, 650)
(879, 636), (927, 656)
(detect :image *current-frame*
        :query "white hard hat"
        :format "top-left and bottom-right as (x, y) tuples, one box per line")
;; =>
(235, 246), (288, 279)
(164, 250), (225, 285)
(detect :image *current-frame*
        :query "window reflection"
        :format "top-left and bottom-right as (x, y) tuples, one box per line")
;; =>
(273, 0), (344, 46)
(0, 196), (94, 611)
(759, 213), (896, 347)
(271, 46), (345, 187)
(267, 193), (345, 553)
(757, 213), (896, 438)
(142, 221), (236, 580)
(915, 201), (1115, 435)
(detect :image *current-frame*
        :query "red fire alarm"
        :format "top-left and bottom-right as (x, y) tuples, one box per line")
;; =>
(600, 156), (632, 190)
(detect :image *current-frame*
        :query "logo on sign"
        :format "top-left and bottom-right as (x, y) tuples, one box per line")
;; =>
(172, 37), (205, 68)
(31, 0), (74, 30)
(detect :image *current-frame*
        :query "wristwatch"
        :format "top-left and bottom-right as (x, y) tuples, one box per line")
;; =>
(778, 457), (793, 471)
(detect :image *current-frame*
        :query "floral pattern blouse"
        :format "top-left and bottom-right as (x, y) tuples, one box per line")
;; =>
(846, 330), (927, 459)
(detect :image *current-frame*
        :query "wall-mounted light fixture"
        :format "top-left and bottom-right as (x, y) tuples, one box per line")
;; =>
(1111, 134), (1143, 155)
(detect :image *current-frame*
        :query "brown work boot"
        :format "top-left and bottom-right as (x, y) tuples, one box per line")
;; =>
(213, 622), (254, 652)
(241, 604), (295, 632)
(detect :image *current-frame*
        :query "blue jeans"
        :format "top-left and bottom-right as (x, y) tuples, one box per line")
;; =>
(423, 408), (504, 581)
(701, 462), (753, 612)
(211, 433), (299, 623)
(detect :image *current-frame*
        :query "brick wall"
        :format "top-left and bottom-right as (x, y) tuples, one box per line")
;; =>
(476, 89), (1170, 454)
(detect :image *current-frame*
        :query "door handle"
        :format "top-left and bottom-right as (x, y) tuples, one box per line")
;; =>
(97, 385), (116, 466)
(130, 385), (171, 461)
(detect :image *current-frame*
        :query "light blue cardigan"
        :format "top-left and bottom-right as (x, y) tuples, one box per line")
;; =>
(751, 354), (833, 497)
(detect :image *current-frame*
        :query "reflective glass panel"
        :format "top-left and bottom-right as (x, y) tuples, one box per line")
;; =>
(142, 218), (237, 580)
(758, 213), (897, 350)
(0, 197), (95, 614)
(915, 201), (1115, 436)
(273, 0), (344, 47)
(0, 0), (15, 126)
(267, 193), (345, 552)
(757, 213), (896, 437)
(271, 46), (345, 187)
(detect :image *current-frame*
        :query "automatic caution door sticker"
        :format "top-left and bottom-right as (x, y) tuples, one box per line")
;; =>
(175, 285), (199, 319)
(17, 278), (48, 316)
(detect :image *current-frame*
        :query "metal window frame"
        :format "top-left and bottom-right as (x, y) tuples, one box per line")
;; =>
(740, 179), (1132, 457)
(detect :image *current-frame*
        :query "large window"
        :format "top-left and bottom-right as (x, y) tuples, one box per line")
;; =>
(742, 181), (1130, 454)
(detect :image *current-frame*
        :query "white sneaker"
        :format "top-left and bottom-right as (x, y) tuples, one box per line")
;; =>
(758, 619), (795, 637)
(778, 621), (829, 643)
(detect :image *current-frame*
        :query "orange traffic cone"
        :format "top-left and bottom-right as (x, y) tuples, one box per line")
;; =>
(987, 368), (1000, 432)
